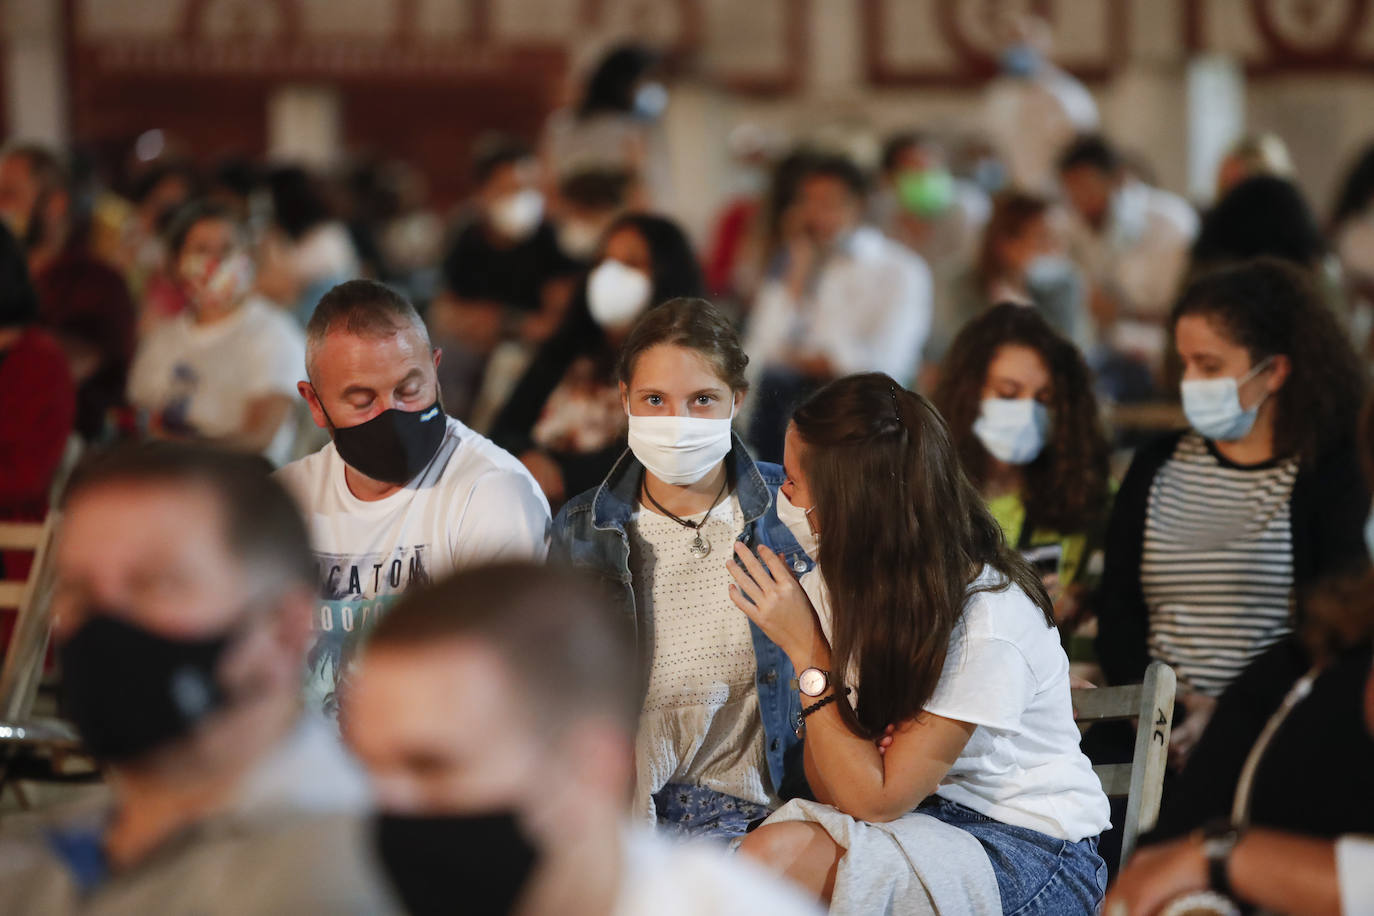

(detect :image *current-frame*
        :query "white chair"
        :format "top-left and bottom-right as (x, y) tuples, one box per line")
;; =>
(1071, 660), (1177, 868)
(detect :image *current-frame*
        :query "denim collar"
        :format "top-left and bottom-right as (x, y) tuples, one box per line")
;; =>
(591, 433), (771, 533)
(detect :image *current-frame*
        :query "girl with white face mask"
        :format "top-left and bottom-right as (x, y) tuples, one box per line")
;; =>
(549, 298), (815, 841)
(1097, 258), (1368, 773)
(933, 304), (1112, 637)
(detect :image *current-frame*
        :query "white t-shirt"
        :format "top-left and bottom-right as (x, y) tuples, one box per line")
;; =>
(803, 565), (1110, 842)
(275, 415), (550, 716)
(630, 495), (775, 818)
(127, 296), (305, 466)
(612, 827), (821, 916)
(1337, 836), (1374, 916)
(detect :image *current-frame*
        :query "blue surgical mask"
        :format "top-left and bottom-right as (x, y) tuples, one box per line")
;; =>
(634, 82), (668, 120)
(1000, 44), (1041, 78)
(1024, 254), (1078, 291)
(1180, 359), (1274, 443)
(973, 398), (1051, 465)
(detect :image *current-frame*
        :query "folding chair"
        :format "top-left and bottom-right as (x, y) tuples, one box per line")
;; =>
(0, 514), (90, 811)
(1071, 660), (1177, 868)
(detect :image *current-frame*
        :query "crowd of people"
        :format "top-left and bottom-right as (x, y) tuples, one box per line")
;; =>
(1, 31), (1374, 916)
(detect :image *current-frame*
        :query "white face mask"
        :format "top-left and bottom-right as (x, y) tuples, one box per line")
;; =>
(587, 259), (652, 328)
(180, 252), (254, 311)
(488, 189), (544, 241)
(557, 220), (602, 260)
(776, 489), (818, 557)
(973, 398), (1051, 465)
(1180, 358), (1274, 443)
(626, 406), (735, 486)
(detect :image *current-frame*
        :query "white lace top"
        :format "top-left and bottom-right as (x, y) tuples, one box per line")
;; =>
(629, 493), (776, 822)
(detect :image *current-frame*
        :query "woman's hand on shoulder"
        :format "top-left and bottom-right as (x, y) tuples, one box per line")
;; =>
(727, 542), (823, 665)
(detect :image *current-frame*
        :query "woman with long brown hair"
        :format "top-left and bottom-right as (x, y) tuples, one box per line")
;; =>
(729, 373), (1109, 913)
(934, 303), (1112, 632)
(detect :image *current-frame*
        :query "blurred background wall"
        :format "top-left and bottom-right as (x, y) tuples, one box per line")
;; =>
(5, 0), (1374, 243)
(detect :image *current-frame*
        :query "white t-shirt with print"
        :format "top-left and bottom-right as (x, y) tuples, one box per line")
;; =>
(275, 415), (550, 717)
(127, 296), (305, 466)
(803, 565), (1110, 842)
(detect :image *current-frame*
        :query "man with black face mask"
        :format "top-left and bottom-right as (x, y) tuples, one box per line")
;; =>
(345, 562), (818, 916)
(0, 444), (397, 914)
(279, 279), (548, 720)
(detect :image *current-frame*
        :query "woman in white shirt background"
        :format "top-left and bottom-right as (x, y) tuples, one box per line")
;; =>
(127, 200), (306, 466)
(729, 372), (1110, 914)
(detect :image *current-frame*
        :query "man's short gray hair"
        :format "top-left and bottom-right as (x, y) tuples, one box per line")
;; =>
(304, 279), (429, 379)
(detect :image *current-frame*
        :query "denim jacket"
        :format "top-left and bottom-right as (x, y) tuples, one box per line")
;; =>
(550, 434), (814, 799)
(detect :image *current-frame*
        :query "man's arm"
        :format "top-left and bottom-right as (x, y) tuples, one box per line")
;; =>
(1106, 829), (1351, 916)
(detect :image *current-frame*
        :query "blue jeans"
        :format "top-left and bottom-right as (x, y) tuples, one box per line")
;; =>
(653, 783), (773, 841)
(919, 796), (1108, 915)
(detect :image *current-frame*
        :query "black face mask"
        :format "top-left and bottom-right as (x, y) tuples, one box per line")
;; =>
(375, 811), (540, 916)
(327, 398), (447, 486)
(58, 613), (234, 763)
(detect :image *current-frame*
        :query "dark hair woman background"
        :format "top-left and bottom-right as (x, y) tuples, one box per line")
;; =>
(1105, 398), (1374, 913)
(932, 192), (1091, 373)
(1097, 257), (1368, 772)
(541, 44), (671, 208)
(935, 303), (1111, 636)
(0, 220), (75, 611)
(1331, 143), (1374, 361)
(489, 213), (702, 507)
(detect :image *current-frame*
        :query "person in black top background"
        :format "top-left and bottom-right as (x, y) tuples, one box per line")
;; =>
(488, 212), (702, 508)
(431, 136), (582, 419)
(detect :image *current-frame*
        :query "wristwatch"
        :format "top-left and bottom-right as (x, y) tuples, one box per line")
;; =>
(1200, 819), (1243, 899)
(796, 667), (830, 698)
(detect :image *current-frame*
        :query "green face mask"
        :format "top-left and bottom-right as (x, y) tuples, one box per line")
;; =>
(896, 169), (955, 218)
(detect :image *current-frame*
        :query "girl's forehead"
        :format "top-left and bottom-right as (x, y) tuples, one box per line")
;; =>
(630, 343), (729, 389)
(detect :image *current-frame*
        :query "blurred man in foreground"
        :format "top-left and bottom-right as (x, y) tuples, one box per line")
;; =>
(344, 562), (820, 916)
(0, 444), (395, 914)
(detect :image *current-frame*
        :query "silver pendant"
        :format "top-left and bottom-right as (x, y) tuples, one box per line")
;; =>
(689, 532), (711, 559)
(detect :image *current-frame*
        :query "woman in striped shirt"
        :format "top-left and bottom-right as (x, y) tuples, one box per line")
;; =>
(1096, 257), (1368, 769)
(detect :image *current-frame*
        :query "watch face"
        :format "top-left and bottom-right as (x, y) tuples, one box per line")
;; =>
(798, 668), (828, 697)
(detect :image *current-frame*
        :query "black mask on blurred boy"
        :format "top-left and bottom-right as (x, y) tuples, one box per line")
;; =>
(59, 613), (233, 762)
(375, 811), (540, 916)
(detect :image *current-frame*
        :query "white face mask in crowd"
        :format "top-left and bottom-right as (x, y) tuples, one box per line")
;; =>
(626, 406), (735, 486)
(973, 398), (1051, 465)
(489, 189), (544, 241)
(587, 259), (652, 328)
(180, 252), (254, 312)
(776, 489), (819, 557)
(1180, 358), (1274, 443)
